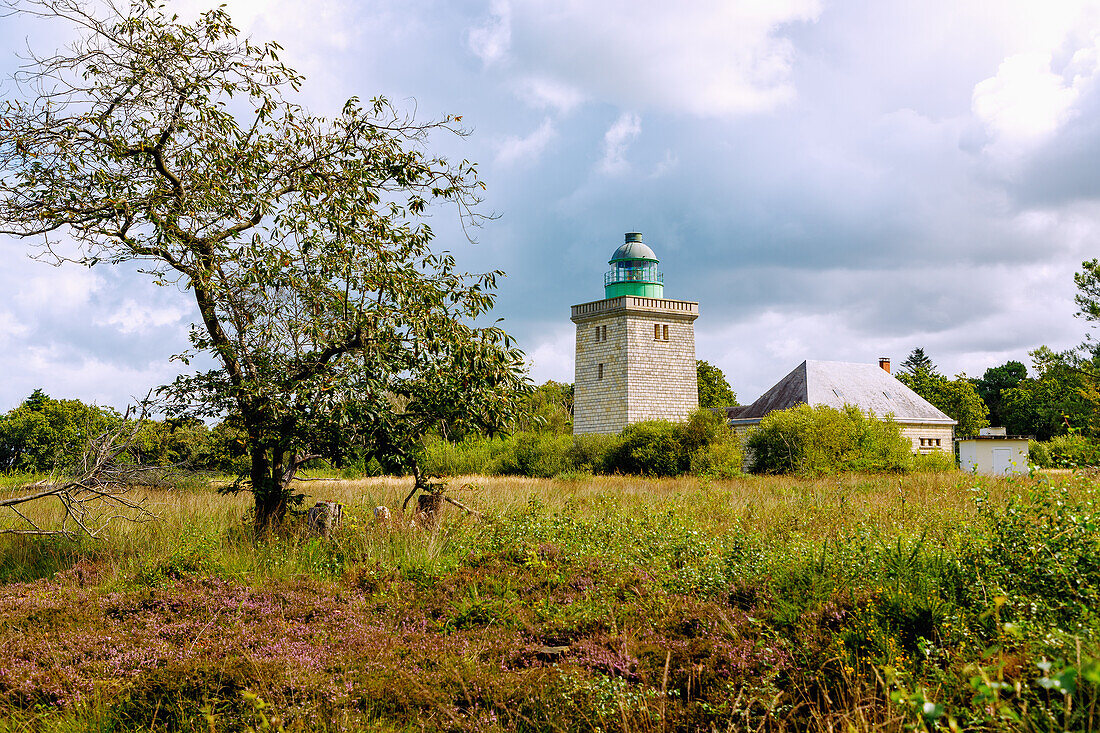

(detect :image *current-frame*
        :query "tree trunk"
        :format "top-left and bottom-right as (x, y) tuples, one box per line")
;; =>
(250, 447), (288, 532)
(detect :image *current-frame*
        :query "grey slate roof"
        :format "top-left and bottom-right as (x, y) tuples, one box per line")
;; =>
(726, 360), (956, 425)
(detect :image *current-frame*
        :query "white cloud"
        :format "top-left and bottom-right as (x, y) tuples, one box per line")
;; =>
(468, 0), (511, 66)
(972, 53), (1081, 146)
(598, 112), (641, 175)
(0, 310), (28, 343)
(515, 76), (585, 114)
(94, 299), (190, 335)
(970, 6), (1100, 164)
(526, 325), (575, 384)
(495, 118), (556, 166)
(16, 268), (101, 312)
(470, 0), (822, 117)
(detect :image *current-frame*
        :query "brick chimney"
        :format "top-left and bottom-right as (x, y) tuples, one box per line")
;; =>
(878, 357), (891, 374)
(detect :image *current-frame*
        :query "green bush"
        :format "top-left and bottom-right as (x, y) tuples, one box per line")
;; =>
(567, 433), (618, 473)
(1028, 439), (1051, 468)
(1043, 433), (1100, 468)
(602, 410), (737, 477)
(420, 434), (504, 476)
(486, 432), (573, 478)
(419, 410), (743, 478)
(745, 404), (914, 475)
(910, 449), (956, 472)
(603, 420), (685, 476)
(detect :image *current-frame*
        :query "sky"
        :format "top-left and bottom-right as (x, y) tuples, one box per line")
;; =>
(1, 0), (1099, 411)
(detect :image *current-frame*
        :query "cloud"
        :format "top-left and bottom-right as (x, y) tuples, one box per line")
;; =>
(468, 0), (511, 66)
(16, 268), (101, 312)
(972, 54), (1081, 149)
(598, 112), (641, 175)
(495, 118), (557, 166)
(471, 0), (822, 117)
(515, 76), (585, 114)
(94, 299), (190, 336)
(526, 324), (575, 385)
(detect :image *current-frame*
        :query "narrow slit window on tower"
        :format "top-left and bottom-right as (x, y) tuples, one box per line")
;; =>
(593, 326), (600, 343)
(601, 325), (607, 341)
(597, 363), (604, 380)
(662, 324), (669, 341)
(654, 324), (661, 340)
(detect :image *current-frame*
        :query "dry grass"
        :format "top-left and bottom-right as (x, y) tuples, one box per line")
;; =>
(0, 469), (1040, 562)
(0, 468), (1095, 731)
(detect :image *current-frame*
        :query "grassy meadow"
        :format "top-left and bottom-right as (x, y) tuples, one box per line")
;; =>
(0, 470), (1098, 731)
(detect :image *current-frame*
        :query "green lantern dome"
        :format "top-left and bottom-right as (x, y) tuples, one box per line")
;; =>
(605, 232), (664, 298)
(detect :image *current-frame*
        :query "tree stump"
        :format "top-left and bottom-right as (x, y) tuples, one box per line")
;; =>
(416, 493), (443, 525)
(307, 501), (343, 538)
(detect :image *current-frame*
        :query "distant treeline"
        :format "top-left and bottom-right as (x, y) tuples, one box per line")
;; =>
(0, 389), (248, 475)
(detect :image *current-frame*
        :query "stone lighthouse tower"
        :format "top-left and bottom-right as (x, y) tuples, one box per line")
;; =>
(571, 232), (699, 434)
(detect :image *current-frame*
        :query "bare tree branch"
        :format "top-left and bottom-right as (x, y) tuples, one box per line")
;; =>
(0, 414), (160, 538)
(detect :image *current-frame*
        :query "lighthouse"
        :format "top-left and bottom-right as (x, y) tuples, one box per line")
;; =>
(571, 232), (699, 434)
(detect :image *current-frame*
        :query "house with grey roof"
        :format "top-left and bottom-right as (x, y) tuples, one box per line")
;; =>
(725, 359), (956, 454)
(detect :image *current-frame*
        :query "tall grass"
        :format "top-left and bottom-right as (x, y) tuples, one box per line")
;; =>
(0, 470), (1096, 731)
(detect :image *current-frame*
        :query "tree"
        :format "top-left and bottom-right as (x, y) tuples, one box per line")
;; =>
(975, 360), (1028, 428)
(1075, 259), (1100, 332)
(900, 348), (936, 377)
(897, 369), (989, 436)
(696, 360), (738, 409)
(512, 381), (574, 435)
(1003, 346), (1100, 438)
(0, 1), (529, 529)
(0, 391), (121, 473)
(1, 414), (158, 538)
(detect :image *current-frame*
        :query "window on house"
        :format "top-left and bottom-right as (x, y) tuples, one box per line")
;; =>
(934, 438), (941, 447)
(597, 363), (604, 380)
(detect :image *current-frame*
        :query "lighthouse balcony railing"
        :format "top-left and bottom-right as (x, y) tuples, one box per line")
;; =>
(604, 267), (664, 286)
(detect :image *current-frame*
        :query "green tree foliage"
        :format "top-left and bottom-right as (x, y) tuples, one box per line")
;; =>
(512, 381), (574, 435)
(131, 417), (211, 467)
(745, 404), (915, 475)
(603, 410), (739, 477)
(0, 2), (528, 528)
(1001, 346), (1100, 439)
(1075, 258), (1100, 330)
(974, 360), (1028, 428)
(896, 351), (989, 436)
(419, 410), (742, 478)
(0, 391), (121, 473)
(696, 360), (737, 409)
(900, 347), (936, 376)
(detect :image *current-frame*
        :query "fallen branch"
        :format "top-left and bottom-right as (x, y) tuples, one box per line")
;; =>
(0, 411), (161, 538)
(441, 495), (482, 519)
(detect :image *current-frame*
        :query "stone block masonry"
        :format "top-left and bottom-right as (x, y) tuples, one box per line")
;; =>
(572, 296), (699, 435)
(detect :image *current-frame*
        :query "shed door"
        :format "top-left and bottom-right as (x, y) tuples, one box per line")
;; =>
(992, 447), (1013, 475)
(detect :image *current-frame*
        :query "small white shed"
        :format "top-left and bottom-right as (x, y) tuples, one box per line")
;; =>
(957, 428), (1030, 476)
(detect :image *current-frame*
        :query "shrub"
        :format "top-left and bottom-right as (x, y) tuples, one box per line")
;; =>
(567, 433), (618, 473)
(421, 434), (503, 476)
(745, 404), (913, 475)
(601, 410), (737, 477)
(910, 449), (955, 472)
(420, 410), (743, 478)
(603, 420), (685, 476)
(1028, 439), (1051, 468)
(1043, 433), (1100, 468)
(487, 432), (573, 478)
